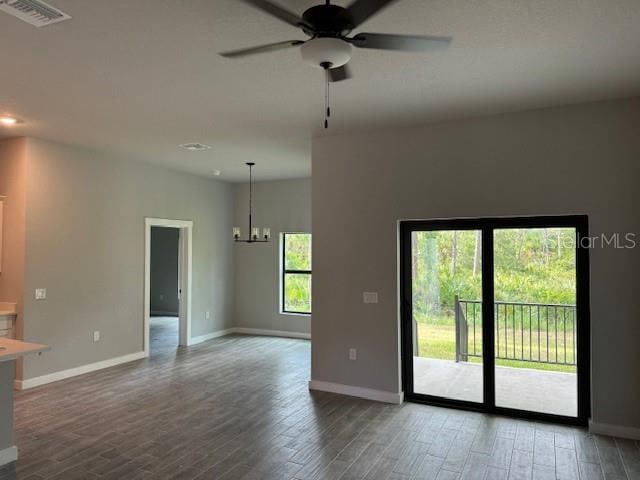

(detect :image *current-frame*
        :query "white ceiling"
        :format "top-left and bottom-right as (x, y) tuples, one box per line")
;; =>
(1, 0), (639, 181)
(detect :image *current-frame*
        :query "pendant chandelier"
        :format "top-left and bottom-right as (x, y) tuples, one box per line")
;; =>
(233, 162), (271, 243)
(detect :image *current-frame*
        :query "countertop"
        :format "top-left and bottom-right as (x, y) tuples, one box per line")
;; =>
(0, 302), (16, 316)
(0, 338), (49, 362)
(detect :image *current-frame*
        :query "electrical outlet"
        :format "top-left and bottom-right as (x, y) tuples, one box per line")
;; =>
(205, 311), (211, 320)
(349, 348), (357, 361)
(35, 288), (47, 300)
(93, 331), (100, 342)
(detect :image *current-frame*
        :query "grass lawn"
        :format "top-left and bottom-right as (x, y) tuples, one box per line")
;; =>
(416, 323), (576, 373)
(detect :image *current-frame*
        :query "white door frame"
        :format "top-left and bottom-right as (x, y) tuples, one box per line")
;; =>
(144, 217), (193, 356)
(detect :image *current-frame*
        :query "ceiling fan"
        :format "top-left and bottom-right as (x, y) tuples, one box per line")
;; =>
(220, 0), (452, 126)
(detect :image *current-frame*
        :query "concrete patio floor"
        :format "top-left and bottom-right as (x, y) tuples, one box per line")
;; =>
(413, 357), (577, 417)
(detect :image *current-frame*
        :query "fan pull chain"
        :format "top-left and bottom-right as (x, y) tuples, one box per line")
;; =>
(324, 68), (331, 129)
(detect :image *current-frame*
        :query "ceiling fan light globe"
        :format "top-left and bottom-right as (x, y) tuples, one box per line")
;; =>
(300, 37), (352, 69)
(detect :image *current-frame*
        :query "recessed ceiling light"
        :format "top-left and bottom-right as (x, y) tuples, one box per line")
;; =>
(179, 143), (211, 152)
(212, 170), (222, 176)
(0, 115), (22, 126)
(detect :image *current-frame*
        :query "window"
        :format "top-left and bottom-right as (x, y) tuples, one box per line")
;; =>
(282, 233), (312, 314)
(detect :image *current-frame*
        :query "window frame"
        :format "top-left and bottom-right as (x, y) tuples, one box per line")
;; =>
(281, 232), (312, 315)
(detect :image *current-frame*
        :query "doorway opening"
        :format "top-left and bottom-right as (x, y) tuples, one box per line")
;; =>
(400, 216), (590, 425)
(144, 218), (193, 357)
(150, 226), (180, 351)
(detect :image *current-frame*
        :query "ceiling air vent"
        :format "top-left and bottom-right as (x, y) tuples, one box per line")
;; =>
(179, 143), (212, 152)
(0, 0), (71, 27)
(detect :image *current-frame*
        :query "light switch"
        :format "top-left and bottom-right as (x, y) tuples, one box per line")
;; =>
(35, 288), (47, 300)
(363, 292), (378, 304)
(349, 348), (357, 361)
(93, 331), (100, 342)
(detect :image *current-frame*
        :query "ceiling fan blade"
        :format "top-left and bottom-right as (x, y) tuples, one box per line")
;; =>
(219, 40), (305, 58)
(346, 0), (398, 27)
(328, 65), (352, 82)
(240, 0), (310, 29)
(350, 33), (452, 52)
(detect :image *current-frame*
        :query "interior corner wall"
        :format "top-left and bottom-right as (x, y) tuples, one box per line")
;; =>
(233, 178), (311, 335)
(0, 138), (27, 333)
(311, 97), (640, 429)
(21, 138), (235, 380)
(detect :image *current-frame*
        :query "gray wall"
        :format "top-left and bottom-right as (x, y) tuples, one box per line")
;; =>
(150, 226), (180, 316)
(21, 138), (235, 380)
(234, 178), (311, 334)
(312, 98), (640, 429)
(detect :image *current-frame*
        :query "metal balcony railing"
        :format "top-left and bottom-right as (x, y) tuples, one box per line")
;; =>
(455, 296), (577, 366)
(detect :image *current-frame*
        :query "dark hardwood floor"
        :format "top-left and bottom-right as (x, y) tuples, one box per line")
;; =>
(1, 331), (638, 480)
(149, 316), (179, 352)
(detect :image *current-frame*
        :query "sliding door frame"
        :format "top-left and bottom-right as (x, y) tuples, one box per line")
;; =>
(400, 215), (590, 426)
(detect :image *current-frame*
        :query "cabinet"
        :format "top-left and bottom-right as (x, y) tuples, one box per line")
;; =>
(0, 303), (16, 339)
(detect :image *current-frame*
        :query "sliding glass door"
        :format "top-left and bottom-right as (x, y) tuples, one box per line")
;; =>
(411, 229), (483, 403)
(493, 227), (578, 417)
(400, 216), (590, 424)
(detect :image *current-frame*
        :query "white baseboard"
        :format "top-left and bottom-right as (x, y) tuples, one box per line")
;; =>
(15, 351), (146, 390)
(150, 311), (179, 317)
(190, 327), (309, 344)
(188, 329), (234, 346)
(233, 327), (311, 340)
(0, 446), (18, 467)
(589, 420), (640, 440)
(309, 380), (404, 405)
